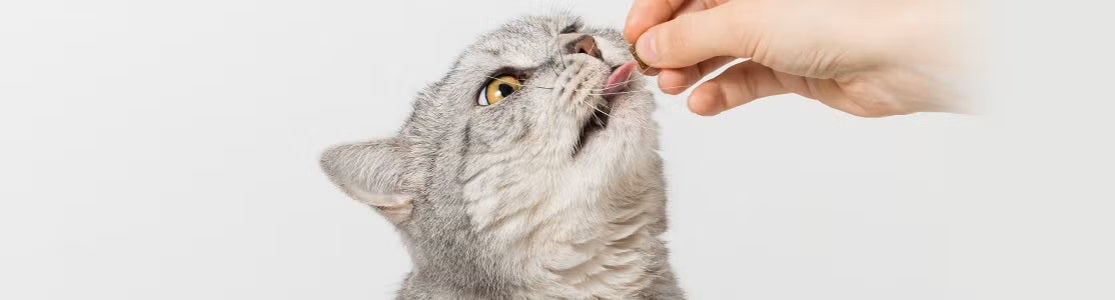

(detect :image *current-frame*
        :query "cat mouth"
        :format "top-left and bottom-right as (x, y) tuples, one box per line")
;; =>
(573, 100), (610, 155)
(572, 62), (634, 155)
(603, 62), (636, 95)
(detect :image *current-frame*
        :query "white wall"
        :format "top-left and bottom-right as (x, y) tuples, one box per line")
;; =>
(2, 1), (1112, 299)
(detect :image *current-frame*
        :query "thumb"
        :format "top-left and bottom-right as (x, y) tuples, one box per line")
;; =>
(634, 1), (766, 69)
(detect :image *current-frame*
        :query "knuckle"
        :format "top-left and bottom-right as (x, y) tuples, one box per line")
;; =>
(804, 49), (845, 77)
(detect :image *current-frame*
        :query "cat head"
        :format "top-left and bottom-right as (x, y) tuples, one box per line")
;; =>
(320, 15), (660, 261)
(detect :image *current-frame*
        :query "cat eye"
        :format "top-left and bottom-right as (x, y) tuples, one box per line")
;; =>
(478, 75), (522, 106)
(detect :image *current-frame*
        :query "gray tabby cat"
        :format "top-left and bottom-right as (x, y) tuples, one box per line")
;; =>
(321, 15), (684, 299)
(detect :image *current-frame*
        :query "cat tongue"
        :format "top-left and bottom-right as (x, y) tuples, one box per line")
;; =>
(604, 62), (637, 95)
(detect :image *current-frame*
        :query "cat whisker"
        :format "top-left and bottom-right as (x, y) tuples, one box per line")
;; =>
(483, 77), (691, 95)
(568, 94), (656, 131)
(592, 84), (699, 94)
(485, 74), (699, 116)
(585, 90), (653, 96)
(599, 78), (642, 89)
(540, 78), (648, 93)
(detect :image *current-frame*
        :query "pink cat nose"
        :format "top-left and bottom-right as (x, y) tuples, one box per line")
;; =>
(569, 35), (602, 60)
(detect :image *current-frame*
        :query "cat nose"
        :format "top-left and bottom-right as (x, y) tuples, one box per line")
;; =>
(567, 35), (602, 60)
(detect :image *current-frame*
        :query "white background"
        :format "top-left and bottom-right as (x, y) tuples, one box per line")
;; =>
(2, 1), (1112, 299)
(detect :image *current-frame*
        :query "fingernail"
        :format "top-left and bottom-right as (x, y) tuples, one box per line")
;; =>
(636, 29), (659, 63)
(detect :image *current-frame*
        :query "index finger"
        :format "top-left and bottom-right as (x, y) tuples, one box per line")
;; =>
(623, 0), (688, 43)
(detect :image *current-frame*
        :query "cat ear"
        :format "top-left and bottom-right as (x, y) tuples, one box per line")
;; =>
(320, 139), (412, 224)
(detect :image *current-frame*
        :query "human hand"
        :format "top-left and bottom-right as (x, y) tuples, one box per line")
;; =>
(624, 0), (971, 117)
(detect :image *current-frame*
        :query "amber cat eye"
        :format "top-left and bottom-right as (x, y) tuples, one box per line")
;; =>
(478, 75), (522, 106)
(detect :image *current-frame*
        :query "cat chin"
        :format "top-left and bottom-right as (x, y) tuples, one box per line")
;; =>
(570, 89), (658, 172)
(599, 84), (655, 136)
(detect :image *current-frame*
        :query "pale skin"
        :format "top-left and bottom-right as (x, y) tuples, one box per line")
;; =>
(624, 0), (970, 117)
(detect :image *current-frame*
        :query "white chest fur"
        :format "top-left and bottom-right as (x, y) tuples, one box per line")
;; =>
(463, 161), (663, 299)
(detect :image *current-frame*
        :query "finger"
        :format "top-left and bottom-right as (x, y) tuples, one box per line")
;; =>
(657, 56), (736, 94)
(687, 61), (893, 117)
(636, 1), (766, 69)
(623, 0), (688, 43)
(672, 0), (724, 17)
(687, 60), (792, 116)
